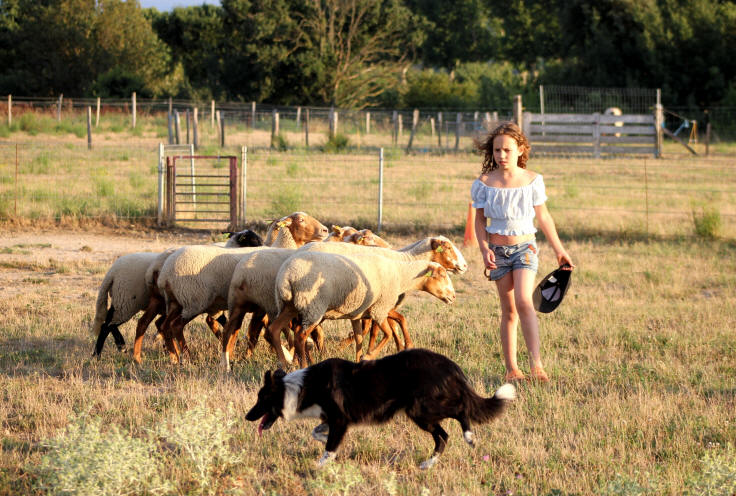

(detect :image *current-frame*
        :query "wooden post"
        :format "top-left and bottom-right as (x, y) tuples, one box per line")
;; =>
(167, 112), (173, 144)
(193, 107), (199, 149)
(305, 107), (310, 148)
(185, 109), (190, 144)
(406, 108), (419, 151)
(296, 106), (301, 130)
(705, 110), (711, 157)
(437, 112), (443, 149)
(174, 110), (181, 144)
(95, 97), (100, 127)
(593, 112), (601, 158)
(398, 114), (403, 141)
(168, 97), (173, 116)
(329, 107), (336, 138)
(271, 109), (279, 148)
(366, 111), (371, 135)
(493, 111), (498, 122)
(86, 106), (92, 150)
(7, 94), (11, 126)
(211, 100), (215, 128)
(392, 111), (398, 145)
(430, 117), (435, 137)
(216, 110), (221, 143)
(655, 103), (664, 158)
(473, 111), (479, 130)
(251, 101), (256, 129)
(219, 111), (225, 147)
(454, 112), (462, 151)
(57, 94), (63, 121)
(132, 92), (136, 128)
(513, 95), (522, 126)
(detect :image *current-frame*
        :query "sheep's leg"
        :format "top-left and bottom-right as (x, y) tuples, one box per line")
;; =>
(388, 309), (411, 349)
(220, 305), (248, 372)
(294, 322), (319, 368)
(245, 311), (267, 358)
(173, 315), (194, 361)
(132, 296), (162, 364)
(266, 306), (298, 367)
(311, 324), (325, 352)
(351, 320), (365, 362)
(365, 320), (388, 355)
(205, 313), (223, 340)
(160, 302), (183, 364)
(363, 319), (394, 360)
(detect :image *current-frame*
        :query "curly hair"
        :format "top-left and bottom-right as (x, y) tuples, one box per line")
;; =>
(475, 122), (530, 173)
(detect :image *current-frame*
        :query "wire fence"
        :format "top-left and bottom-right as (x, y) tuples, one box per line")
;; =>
(1, 140), (734, 239)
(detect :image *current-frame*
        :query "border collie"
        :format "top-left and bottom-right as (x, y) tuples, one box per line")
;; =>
(245, 348), (515, 469)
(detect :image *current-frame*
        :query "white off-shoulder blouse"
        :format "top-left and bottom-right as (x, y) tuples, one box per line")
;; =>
(470, 175), (548, 236)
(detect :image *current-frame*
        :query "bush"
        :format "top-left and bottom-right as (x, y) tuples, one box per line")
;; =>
(322, 133), (350, 153)
(267, 187), (302, 217)
(271, 133), (289, 151)
(693, 207), (722, 238)
(28, 413), (171, 496)
(684, 442), (736, 496)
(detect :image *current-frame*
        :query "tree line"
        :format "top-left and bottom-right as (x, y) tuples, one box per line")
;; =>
(1, 0), (734, 110)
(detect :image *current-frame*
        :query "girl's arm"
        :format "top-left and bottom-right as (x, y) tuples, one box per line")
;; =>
(474, 208), (496, 269)
(535, 203), (574, 268)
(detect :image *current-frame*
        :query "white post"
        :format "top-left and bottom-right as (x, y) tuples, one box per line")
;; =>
(7, 95), (11, 126)
(240, 145), (247, 225)
(86, 106), (92, 150)
(378, 148), (384, 232)
(296, 106), (301, 130)
(539, 85), (545, 136)
(211, 100), (215, 128)
(132, 91), (137, 128)
(95, 97), (100, 127)
(366, 111), (371, 135)
(189, 143), (195, 205)
(57, 94), (63, 121)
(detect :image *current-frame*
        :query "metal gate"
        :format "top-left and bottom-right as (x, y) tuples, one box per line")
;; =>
(164, 155), (239, 228)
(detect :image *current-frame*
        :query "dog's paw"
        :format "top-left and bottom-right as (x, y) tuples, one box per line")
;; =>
(311, 423), (329, 443)
(419, 455), (439, 470)
(316, 451), (337, 467)
(463, 430), (475, 447)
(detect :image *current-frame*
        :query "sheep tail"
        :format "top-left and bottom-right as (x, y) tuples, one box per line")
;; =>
(91, 270), (114, 336)
(465, 383), (516, 425)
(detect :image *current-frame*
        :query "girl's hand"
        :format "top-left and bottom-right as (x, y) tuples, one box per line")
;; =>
(483, 247), (497, 270)
(557, 251), (574, 269)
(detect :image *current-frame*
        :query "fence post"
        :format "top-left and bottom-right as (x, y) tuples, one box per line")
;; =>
(168, 97), (173, 116)
(220, 111), (226, 147)
(654, 103), (663, 158)
(296, 106), (301, 130)
(211, 100), (215, 129)
(216, 110), (221, 145)
(522, 112), (532, 140)
(158, 143), (165, 225)
(378, 147), (384, 232)
(392, 111), (398, 145)
(305, 107), (310, 148)
(174, 110), (181, 144)
(95, 97), (100, 127)
(240, 145), (247, 226)
(132, 92), (136, 128)
(7, 94), (11, 126)
(513, 95), (522, 126)
(406, 109), (419, 151)
(86, 106), (92, 150)
(193, 107), (199, 149)
(167, 112), (173, 144)
(185, 109), (190, 144)
(251, 101), (256, 129)
(365, 111), (371, 135)
(57, 94), (63, 121)
(189, 143), (195, 206)
(454, 112), (461, 151)
(271, 109), (280, 148)
(437, 112), (443, 150)
(593, 112), (601, 158)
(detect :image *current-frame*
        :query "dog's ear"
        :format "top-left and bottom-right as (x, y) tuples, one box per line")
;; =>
(273, 369), (286, 381)
(263, 370), (271, 385)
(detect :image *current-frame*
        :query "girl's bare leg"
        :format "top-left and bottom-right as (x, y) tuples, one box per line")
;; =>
(513, 268), (549, 381)
(494, 273), (524, 380)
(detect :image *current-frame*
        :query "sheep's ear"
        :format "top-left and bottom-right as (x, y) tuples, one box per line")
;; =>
(330, 225), (342, 235)
(273, 369), (286, 380)
(424, 270), (433, 278)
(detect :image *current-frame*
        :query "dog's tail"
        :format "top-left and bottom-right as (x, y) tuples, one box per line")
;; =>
(466, 383), (516, 424)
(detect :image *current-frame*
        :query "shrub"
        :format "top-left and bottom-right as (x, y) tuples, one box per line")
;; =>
(28, 413), (171, 496)
(267, 187), (302, 217)
(322, 133), (350, 153)
(271, 133), (289, 151)
(693, 207), (722, 238)
(155, 403), (241, 494)
(684, 442), (736, 496)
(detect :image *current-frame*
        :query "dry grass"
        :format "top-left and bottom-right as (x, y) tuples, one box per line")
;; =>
(0, 223), (734, 495)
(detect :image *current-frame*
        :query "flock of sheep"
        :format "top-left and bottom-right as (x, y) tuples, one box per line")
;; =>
(91, 211), (468, 370)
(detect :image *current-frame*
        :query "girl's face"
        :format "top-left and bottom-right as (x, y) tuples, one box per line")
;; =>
(493, 134), (522, 169)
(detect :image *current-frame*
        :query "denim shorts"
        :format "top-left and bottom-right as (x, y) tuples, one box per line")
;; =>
(488, 240), (539, 281)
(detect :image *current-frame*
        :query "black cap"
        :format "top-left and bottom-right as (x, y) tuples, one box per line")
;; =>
(533, 265), (572, 313)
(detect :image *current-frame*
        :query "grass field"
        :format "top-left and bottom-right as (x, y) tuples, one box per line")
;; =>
(0, 117), (735, 495)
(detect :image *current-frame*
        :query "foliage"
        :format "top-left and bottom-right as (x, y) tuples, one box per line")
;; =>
(322, 133), (350, 153)
(27, 413), (172, 496)
(693, 207), (722, 239)
(684, 443), (736, 496)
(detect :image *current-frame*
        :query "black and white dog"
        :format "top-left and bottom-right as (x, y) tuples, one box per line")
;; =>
(246, 348), (515, 469)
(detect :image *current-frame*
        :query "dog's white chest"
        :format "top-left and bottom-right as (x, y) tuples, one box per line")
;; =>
(282, 371), (324, 421)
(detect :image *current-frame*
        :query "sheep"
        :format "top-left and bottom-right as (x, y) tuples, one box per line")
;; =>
(267, 250), (456, 368)
(296, 235), (467, 355)
(158, 212), (328, 363)
(91, 229), (263, 360)
(219, 227), (391, 371)
(325, 225), (391, 248)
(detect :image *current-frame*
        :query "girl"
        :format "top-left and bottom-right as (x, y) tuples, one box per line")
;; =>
(471, 122), (574, 383)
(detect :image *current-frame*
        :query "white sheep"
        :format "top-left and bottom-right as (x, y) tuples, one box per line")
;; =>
(158, 212), (328, 363)
(91, 229), (263, 361)
(296, 235), (467, 355)
(268, 250), (456, 368)
(219, 226), (394, 371)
